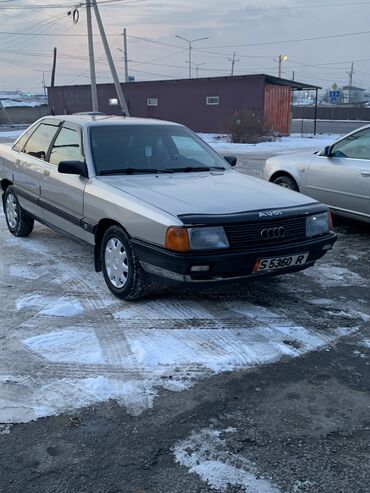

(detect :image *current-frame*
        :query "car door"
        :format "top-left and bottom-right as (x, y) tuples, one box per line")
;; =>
(305, 128), (370, 218)
(14, 120), (60, 219)
(39, 122), (88, 238)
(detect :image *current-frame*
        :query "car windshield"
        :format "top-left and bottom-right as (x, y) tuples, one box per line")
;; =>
(90, 124), (228, 175)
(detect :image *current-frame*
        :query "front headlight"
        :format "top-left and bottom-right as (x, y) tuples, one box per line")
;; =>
(165, 226), (229, 251)
(306, 212), (330, 237)
(188, 226), (229, 250)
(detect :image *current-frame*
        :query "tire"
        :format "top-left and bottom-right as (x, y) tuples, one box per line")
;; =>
(101, 225), (152, 300)
(272, 174), (299, 191)
(4, 186), (34, 237)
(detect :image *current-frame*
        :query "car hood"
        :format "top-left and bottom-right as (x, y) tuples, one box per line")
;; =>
(98, 170), (316, 217)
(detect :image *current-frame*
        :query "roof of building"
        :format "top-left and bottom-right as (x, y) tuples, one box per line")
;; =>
(49, 73), (321, 91)
(342, 85), (365, 91)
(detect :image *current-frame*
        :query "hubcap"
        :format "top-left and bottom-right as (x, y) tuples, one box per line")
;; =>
(6, 193), (18, 229)
(104, 238), (129, 288)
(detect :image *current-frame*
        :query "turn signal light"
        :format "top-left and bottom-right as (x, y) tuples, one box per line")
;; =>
(165, 227), (190, 252)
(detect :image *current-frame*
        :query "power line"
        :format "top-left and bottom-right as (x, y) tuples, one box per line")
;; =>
(200, 29), (370, 49)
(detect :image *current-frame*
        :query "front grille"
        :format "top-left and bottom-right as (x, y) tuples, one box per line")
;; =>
(224, 217), (307, 251)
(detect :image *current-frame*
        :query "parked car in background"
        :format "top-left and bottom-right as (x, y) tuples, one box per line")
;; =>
(262, 126), (370, 223)
(1, 115), (336, 300)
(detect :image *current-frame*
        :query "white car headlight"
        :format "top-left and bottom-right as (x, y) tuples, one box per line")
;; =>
(306, 212), (330, 237)
(188, 226), (229, 250)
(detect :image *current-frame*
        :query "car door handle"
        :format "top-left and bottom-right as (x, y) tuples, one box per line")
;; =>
(43, 170), (50, 177)
(361, 170), (370, 177)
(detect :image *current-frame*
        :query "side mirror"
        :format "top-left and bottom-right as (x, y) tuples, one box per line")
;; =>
(323, 145), (332, 157)
(58, 160), (88, 178)
(224, 155), (237, 167)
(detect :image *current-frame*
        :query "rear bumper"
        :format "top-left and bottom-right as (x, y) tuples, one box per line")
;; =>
(132, 232), (337, 286)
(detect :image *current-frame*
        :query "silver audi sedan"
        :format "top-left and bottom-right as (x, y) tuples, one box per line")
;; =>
(262, 126), (370, 223)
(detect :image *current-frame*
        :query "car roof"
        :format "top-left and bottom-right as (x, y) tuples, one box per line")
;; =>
(45, 114), (183, 127)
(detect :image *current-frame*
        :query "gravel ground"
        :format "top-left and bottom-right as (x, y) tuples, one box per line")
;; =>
(0, 135), (369, 492)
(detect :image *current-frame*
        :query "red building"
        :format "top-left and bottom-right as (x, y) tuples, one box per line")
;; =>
(48, 74), (319, 135)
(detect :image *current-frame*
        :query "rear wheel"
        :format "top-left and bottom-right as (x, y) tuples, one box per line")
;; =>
(101, 225), (152, 300)
(4, 186), (34, 237)
(272, 175), (299, 191)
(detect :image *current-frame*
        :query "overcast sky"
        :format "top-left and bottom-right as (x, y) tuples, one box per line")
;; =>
(1, 0), (370, 93)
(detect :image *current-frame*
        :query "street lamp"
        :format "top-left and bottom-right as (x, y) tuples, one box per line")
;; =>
(276, 54), (288, 78)
(175, 35), (209, 78)
(185, 61), (206, 78)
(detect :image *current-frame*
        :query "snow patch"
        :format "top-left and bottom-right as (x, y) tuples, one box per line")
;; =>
(16, 294), (49, 310)
(303, 265), (365, 287)
(9, 265), (40, 280)
(40, 298), (84, 317)
(199, 132), (340, 154)
(23, 329), (104, 364)
(174, 427), (280, 492)
(0, 130), (23, 139)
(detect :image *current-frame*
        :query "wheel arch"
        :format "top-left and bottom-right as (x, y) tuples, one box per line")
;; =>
(94, 218), (130, 272)
(269, 171), (300, 192)
(1, 179), (13, 207)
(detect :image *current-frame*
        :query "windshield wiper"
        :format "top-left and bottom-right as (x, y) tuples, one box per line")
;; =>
(164, 166), (225, 173)
(99, 168), (174, 176)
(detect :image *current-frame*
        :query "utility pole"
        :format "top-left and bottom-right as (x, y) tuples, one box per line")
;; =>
(292, 70), (295, 81)
(51, 47), (57, 87)
(86, 0), (98, 112)
(228, 52), (240, 76)
(123, 28), (129, 83)
(175, 35), (209, 79)
(91, 0), (130, 115)
(42, 72), (46, 97)
(185, 61), (206, 78)
(347, 62), (354, 104)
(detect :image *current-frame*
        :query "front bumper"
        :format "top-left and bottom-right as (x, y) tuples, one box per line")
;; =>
(132, 232), (337, 286)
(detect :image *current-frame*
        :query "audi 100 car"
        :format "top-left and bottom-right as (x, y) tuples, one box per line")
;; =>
(0, 115), (336, 300)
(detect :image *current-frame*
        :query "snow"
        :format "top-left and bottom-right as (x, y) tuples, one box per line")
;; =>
(23, 329), (104, 364)
(174, 427), (280, 492)
(303, 265), (366, 287)
(198, 132), (341, 153)
(0, 130), (23, 139)
(40, 298), (84, 317)
(1, 100), (46, 108)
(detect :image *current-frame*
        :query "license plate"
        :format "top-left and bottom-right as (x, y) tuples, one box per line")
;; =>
(252, 253), (309, 273)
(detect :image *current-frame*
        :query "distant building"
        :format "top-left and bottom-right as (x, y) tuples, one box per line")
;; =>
(342, 86), (366, 104)
(48, 74), (320, 135)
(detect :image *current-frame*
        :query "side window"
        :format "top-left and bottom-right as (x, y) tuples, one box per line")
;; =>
(49, 126), (84, 166)
(23, 123), (59, 160)
(331, 129), (370, 160)
(13, 125), (39, 153)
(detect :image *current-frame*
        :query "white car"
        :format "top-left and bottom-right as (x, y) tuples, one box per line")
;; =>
(263, 126), (370, 223)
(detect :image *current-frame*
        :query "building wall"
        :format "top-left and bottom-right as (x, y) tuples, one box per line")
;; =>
(263, 84), (291, 135)
(48, 76), (267, 133)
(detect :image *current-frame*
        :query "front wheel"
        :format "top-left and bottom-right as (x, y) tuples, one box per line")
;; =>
(101, 225), (152, 300)
(272, 175), (299, 191)
(4, 186), (34, 237)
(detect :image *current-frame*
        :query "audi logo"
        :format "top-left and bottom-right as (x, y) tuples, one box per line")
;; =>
(260, 226), (286, 240)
